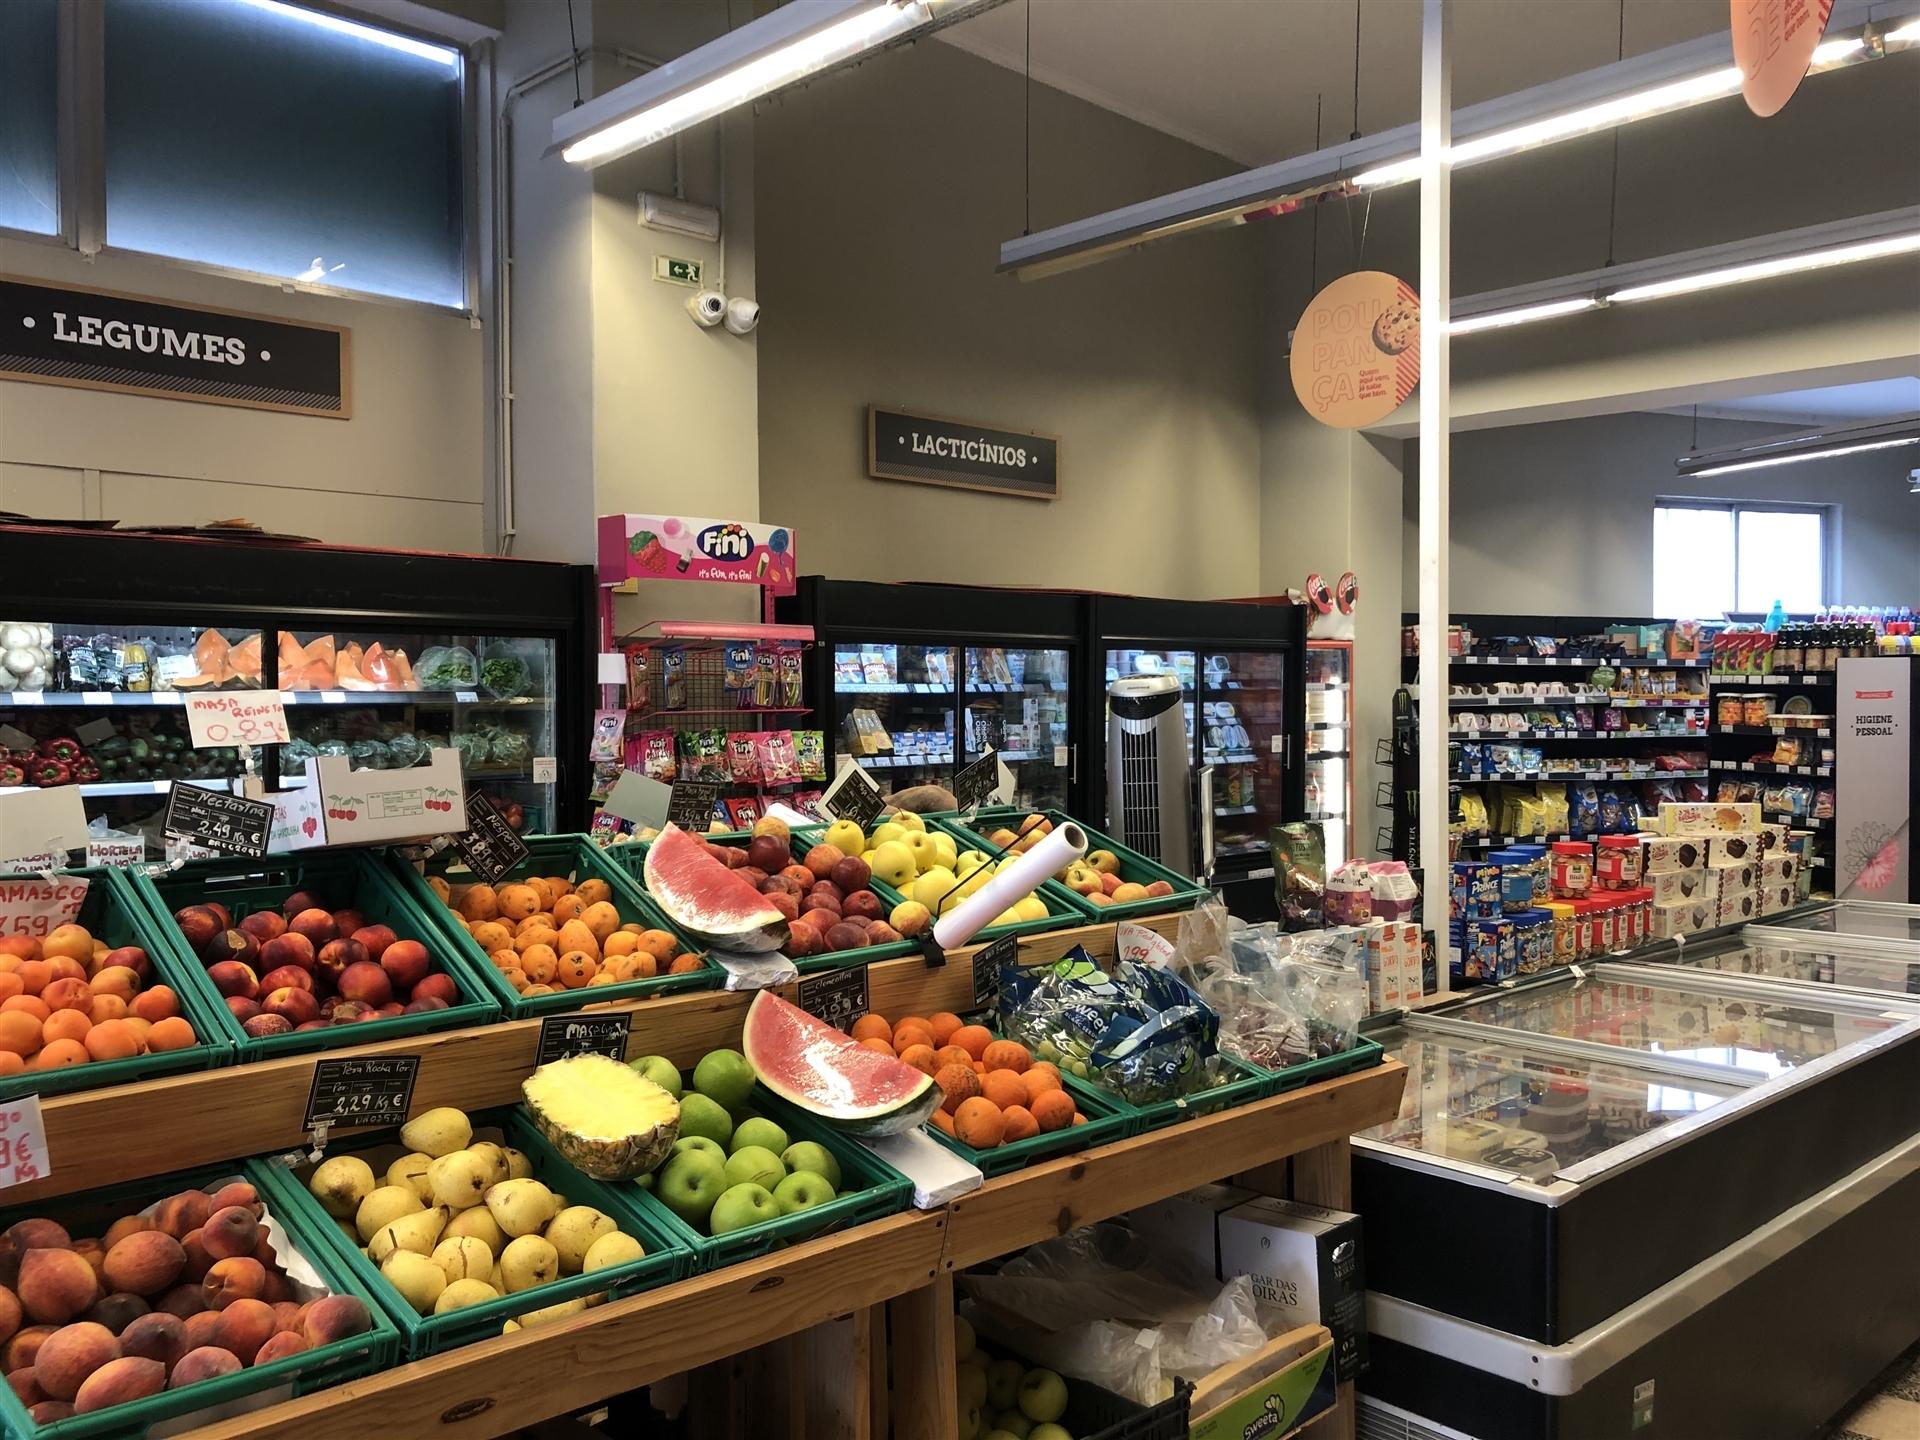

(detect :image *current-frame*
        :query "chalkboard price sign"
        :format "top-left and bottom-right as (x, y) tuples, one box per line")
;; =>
(819, 762), (885, 831)
(535, 1011), (634, 1066)
(952, 750), (998, 813)
(453, 790), (530, 885)
(162, 784), (273, 859)
(667, 779), (725, 830)
(797, 964), (869, 1033)
(972, 932), (1018, 1010)
(304, 1056), (420, 1129)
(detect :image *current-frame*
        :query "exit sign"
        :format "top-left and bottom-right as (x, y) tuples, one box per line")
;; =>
(654, 256), (702, 286)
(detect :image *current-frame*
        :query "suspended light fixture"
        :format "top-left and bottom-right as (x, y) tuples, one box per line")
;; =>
(1676, 419), (1920, 477)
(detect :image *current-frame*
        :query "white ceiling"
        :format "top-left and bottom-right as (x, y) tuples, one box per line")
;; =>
(1656, 376), (1920, 425)
(940, 0), (1732, 166)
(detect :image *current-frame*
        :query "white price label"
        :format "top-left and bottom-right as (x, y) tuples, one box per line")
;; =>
(1271, 734), (1284, 755)
(11, 693), (41, 707)
(81, 692), (113, 707)
(596, 653), (626, 685)
(85, 840), (145, 869)
(455, 690), (478, 704)
(1052, 745), (1069, 767)
(185, 692), (290, 748)
(320, 691), (347, 705)
(0, 1095), (47, 1191)
(532, 757), (557, 784)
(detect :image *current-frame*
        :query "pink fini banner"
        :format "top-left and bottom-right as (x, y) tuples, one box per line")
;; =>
(597, 514), (797, 594)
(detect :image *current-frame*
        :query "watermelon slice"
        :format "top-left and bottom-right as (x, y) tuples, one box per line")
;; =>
(645, 823), (790, 953)
(743, 992), (939, 1136)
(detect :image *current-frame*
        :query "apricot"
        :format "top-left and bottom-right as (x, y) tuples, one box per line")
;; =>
(952, 1097), (1006, 1149)
(40, 1011), (91, 1047)
(4, 1325), (56, 1372)
(40, 927), (93, 964)
(87, 996), (129, 1026)
(1030, 1089), (1075, 1132)
(981, 1070), (1027, 1110)
(0, 938), (37, 962)
(34, 1322), (119, 1400)
(0, 1012), (42, 1058)
(84, 1020), (141, 1062)
(84, 1292), (148, 1335)
(167, 1345), (241, 1388)
(1001, 1105), (1040, 1142)
(147, 1018), (197, 1052)
(0, 975), (20, 1004)
(118, 1313), (186, 1370)
(949, 1025), (993, 1060)
(102, 1232), (186, 1298)
(130, 987), (179, 1023)
(934, 1064), (982, 1114)
(17, 1250), (99, 1325)
(43, 957), (85, 986)
(981, 1040), (1031, 1074)
(74, 1355), (165, 1413)
(32, 1039), (89, 1069)
(89, 967), (139, 1002)
(0, 1055), (20, 1077)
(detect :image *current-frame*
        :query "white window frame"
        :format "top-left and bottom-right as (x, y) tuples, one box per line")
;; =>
(1654, 498), (1833, 615)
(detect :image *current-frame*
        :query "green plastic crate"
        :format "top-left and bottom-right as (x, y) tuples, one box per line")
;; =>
(1241, 1036), (1386, 1097)
(1074, 1052), (1274, 1136)
(925, 1069), (1130, 1178)
(628, 1083), (910, 1273)
(389, 834), (724, 1017)
(944, 808), (1208, 923)
(782, 828), (918, 974)
(0, 1157), (400, 1440)
(131, 850), (500, 1061)
(260, 1108), (691, 1356)
(0, 866), (233, 1102)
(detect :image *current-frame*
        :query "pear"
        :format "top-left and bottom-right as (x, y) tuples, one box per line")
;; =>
(500, 1147), (535, 1181)
(544, 1206), (618, 1274)
(400, 1107), (473, 1159)
(386, 1153), (434, 1204)
(499, 1234), (560, 1293)
(309, 1155), (376, 1219)
(432, 1235), (495, 1284)
(368, 1204), (451, 1264)
(356, 1184), (425, 1243)
(444, 1206), (507, 1254)
(514, 1296), (588, 1329)
(434, 1278), (500, 1314)
(486, 1178), (558, 1238)
(583, 1232), (645, 1273)
(466, 1142), (510, 1187)
(428, 1151), (492, 1211)
(381, 1249), (446, 1315)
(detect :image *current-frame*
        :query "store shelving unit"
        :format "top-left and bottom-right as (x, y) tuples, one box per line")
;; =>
(7, 911), (1402, 1440)
(1706, 667), (1838, 878)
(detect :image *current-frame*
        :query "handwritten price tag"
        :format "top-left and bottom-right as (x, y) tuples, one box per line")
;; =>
(0, 876), (89, 939)
(185, 692), (290, 748)
(0, 1095), (47, 1191)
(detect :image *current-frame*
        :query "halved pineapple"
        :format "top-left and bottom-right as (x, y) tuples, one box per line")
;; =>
(522, 1054), (680, 1180)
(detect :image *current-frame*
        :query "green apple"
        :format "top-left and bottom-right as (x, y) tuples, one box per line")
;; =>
(692, 1048), (757, 1110)
(655, 1153), (727, 1229)
(671, 1135), (726, 1163)
(958, 1404), (981, 1440)
(723, 1144), (786, 1191)
(708, 1182), (777, 1234)
(1017, 1369), (1068, 1424)
(954, 1314), (976, 1363)
(985, 1358), (1024, 1412)
(730, 1116), (789, 1156)
(867, 840), (916, 888)
(780, 1141), (843, 1190)
(634, 1173), (654, 1191)
(628, 1054), (682, 1097)
(676, 1093), (735, 1148)
(772, 1171), (835, 1215)
(985, 1432), (1024, 1440)
(957, 1362), (989, 1413)
(993, 1414), (1033, 1439)
(1027, 1426), (1071, 1440)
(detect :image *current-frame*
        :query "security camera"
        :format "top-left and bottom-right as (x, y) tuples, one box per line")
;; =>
(685, 289), (727, 328)
(723, 296), (761, 336)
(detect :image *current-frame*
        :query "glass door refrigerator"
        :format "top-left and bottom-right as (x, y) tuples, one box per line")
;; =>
(1086, 596), (1306, 917)
(0, 527), (596, 860)
(780, 579), (1082, 811)
(1305, 639), (1353, 869)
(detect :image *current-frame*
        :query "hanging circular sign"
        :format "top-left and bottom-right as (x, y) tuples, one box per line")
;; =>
(1290, 271), (1420, 428)
(1304, 573), (1334, 614)
(1336, 572), (1359, 614)
(1731, 0), (1834, 118)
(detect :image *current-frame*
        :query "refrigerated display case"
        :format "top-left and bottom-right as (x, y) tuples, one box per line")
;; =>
(0, 528), (596, 858)
(780, 579), (1080, 812)
(1352, 945), (1920, 1440)
(1305, 639), (1352, 869)
(1089, 595), (1305, 917)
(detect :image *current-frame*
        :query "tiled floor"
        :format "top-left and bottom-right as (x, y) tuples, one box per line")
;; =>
(1831, 1347), (1920, 1440)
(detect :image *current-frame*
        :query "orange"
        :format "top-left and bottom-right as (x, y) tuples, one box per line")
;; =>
(13, 962), (51, 997)
(851, 1015), (893, 1044)
(928, 1108), (956, 1136)
(981, 1070), (1027, 1111)
(932, 1045), (973, 1073)
(953, 1097), (1005, 1149)
(950, 1025), (993, 1060)
(40, 1010), (91, 1046)
(131, 987), (178, 1023)
(0, 1011), (43, 1057)
(635, 931), (679, 962)
(892, 1024), (934, 1054)
(84, 1020), (141, 1062)
(858, 1037), (895, 1058)
(927, 1012), (964, 1045)
(41, 978), (93, 1013)
(32, 1038), (89, 1069)
(981, 1040), (1030, 1074)
(41, 925), (94, 964)
(667, 954), (704, 974)
(898, 1043), (939, 1075)
(1030, 1089), (1075, 1132)
(555, 952), (599, 988)
(891, 1017), (931, 1045)
(519, 948), (558, 986)
(1001, 1105), (1039, 1142)
(934, 1063), (981, 1114)
(146, 1017), (197, 1052)
(1020, 1068), (1063, 1105)
(2, 995), (49, 1023)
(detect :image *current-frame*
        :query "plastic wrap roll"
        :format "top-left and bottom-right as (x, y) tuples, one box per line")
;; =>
(933, 821), (1089, 949)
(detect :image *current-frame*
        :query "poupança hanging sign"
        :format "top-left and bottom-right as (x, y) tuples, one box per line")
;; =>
(1732, 0), (1835, 118)
(1290, 271), (1420, 429)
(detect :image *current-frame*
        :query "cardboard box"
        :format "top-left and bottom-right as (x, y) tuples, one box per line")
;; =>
(1716, 890), (1759, 927)
(1363, 922), (1401, 1013)
(1760, 854), (1798, 885)
(261, 752), (467, 851)
(1754, 823), (1790, 856)
(1187, 1325), (1337, 1440)
(1758, 883), (1797, 915)
(1218, 1198), (1366, 1382)
(1647, 867), (1713, 905)
(1640, 835), (1707, 874)
(1651, 898), (1712, 938)
(1125, 1183), (1253, 1282)
(1705, 833), (1762, 867)
(1659, 802), (1760, 835)
(1710, 860), (1757, 895)
(1391, 920), (1424, 1003)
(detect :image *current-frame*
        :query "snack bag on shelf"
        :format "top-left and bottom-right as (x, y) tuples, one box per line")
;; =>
(633, 729), (677, 781)
(727, 732), (761, 784)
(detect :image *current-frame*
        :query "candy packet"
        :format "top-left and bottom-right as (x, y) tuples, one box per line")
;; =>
(793, 730), (826, 780)
(728, 732), (761, 784)
(680, 728), (728, 781)
(660, 647), (687, 710)
(723, 642), (757, 706)
(633, 729), (676, 782)
(778, 646), (803, 708)
(624, 647), (652, 705)
(753, 646), (778, 709)
(1271, 822), (1325, 931)
(755, 730), (799, 784)
(725, 796), (761, 830)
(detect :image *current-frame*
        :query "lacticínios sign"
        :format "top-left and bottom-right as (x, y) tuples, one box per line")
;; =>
(869, 406), (1059, 499)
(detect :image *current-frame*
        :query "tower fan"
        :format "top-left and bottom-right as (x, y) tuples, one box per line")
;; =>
(1106, 674), (1196, 878)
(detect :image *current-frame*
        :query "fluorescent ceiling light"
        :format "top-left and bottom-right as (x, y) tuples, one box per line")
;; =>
(230, 0), (460, 66)
(1610, 231), (1920, 302)
(1888, 17), (1920, 42)
(1690, 435), (1920, 475)
(1446, 297), (1601, 335)
(555, 0), (989, 167)
(1677, 419), (1920, 477)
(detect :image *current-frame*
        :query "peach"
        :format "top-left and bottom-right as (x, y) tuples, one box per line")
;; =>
(257, 965), (312, 994)
(83, 1292), (149, 1334)
(212, 1299), (275, 1362)
(147, 1017), (197, 1052)
(70, 1240), (107, 1284)
(280, 890), (326, 920)
(257, 933), (316, 975)
(206, 962), (259, 1001)
(130, 987), (180, 1024)
(172, 907), (223, 951)
(5, 1325), (55, 1371)
(803, 844), (844, 879)
(288, 909), (337, 948)
(18, 1249), (99, 1325)
(155, 1284), (206, 1319)
(299, 1294), (371, 1346)
(5, 1220), (69, 1256)
(99, 946), (149, 980)
(335, 961), (390, 1008)
(89, 966), (140, 1001)
(201, 1257), (265, 1310)
(199, 1207), (258, 1262)
(378, 939), (431, 991)
(101, 1231), (186, 1300)
(314, 938), (366, 987)
(207, 1182), (257, 1215)
(253, 1330), (308, 1365)
(34, 1321), (119, 1399)
(842, 890), (883, 921)
(180, 1311), (222, 1352)
(167, 1344), (241, 1388)
(118, 1313), (187, 1371)
(261, 988), (320, 1029)
(350, 925), (397, 961)
(330, 910), (366, 938)
(28, 1399), (73, 1422)
(238, 911), (286, 947)
(243, 1014), (293, 1039)
(84, 996), (128, 1029)
(74, 1354), (166, 1412)
(0, 1286), (17, 1346)
(6, 1367), (41, 1405)
(180, 1231), (212, 1283)
(203, 930), (258, 971)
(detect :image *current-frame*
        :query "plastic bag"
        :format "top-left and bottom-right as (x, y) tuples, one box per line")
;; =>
(960, 1223), (1269, 1406)
(1272, 822), (1325, 931)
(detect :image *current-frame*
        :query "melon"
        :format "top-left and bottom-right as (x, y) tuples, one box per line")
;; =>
(742, 991), (939, 1136)
(645, 823), (790, 953)
(522, 1054), (680, 1180)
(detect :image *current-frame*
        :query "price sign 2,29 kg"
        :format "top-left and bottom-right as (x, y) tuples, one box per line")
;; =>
(304, 1056), (421, 1130)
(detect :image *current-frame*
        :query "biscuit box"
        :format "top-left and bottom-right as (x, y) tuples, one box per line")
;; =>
(1717, 890), (1759, 926)
(1706, 833), (1762, 867)
(1218, 1198), (1367, 1382)
(1651, 898), (1712, 938)
(1648, 867), (1716, 905)
(1641, 835), (1707, 874)
(1761, 854), (1798, 885)
(1126, 1183), (1255, 1281)
(1659, 802), (1760, 834)
(1758, 883), (1797, 915)
(1710, 860), (1758, 895)
(1754, 823), (1790, 855)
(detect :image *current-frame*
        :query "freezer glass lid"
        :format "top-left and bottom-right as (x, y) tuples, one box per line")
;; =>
(1447, 974), (1907, 1077)
(1668, 942), (1920, 997)
(1361, 1031), (1740, 1181)
(1756, 901), (1920, 946)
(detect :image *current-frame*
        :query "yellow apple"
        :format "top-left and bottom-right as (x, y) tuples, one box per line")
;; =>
(892, 810), (926, 832)
(901, 830), (938, 874)
(1086, 849), (1121, 875)
(868, 840), (916, 888)
(823, 820), (866, 856)
(869, 822), (908, 851)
